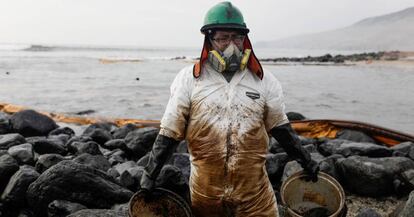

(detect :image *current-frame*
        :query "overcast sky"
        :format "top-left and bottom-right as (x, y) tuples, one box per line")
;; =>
(0, 0), (413, 47)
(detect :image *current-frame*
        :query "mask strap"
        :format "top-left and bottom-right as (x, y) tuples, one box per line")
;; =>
(243, 35), (263, 79)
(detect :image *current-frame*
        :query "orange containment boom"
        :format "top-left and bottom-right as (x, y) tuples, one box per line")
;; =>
(1, 102), (413, 147)
(291, 119), (414, 147)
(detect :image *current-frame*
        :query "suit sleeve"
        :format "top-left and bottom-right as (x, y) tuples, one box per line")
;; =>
(159, 66), (193, 141)
(263, 71), (289, 132)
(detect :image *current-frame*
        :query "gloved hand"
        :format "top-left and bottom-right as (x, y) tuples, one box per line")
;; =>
(140, 171), (155, 196)
(139, 134), (179, 201)
(270, 123), (319, 182)
(301, 159), (319, 182)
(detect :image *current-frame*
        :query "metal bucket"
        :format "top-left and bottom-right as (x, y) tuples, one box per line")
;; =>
(280, 171), (345, 217)
(128, 188), (193, 217)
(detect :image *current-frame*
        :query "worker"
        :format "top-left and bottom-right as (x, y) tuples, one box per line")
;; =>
(140, 2), (319, 216)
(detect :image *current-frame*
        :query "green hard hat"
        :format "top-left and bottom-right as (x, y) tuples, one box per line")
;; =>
(200, 1), (249, 34)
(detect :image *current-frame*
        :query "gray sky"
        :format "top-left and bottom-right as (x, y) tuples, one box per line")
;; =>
(0, 0), (413, 47)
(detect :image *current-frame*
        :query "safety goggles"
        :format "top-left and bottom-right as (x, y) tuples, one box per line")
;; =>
(212, 34), (245, 45)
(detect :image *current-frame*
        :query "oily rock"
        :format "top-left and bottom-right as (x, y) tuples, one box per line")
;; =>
(0, 133), (26, 150)
(35, 154), (65, 173)
(0, 154), (19, 192)
(319, 140), (391, 157)
(32, 137), (67, 155)
(125, 127), (159, 159)
(47, 200), (87, 217)
(337, 156), (414, 196)
(335, 129), (376, 143)
(1, 165), (40, 208)
(7, 143), (34, 165)
(26, 160), (133, 216)
(112, 124), (137, 140)
(73, 153), (111, 172)
(10, 110), (58, 137)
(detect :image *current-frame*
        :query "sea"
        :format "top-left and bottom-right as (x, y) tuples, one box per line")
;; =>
(0, 43), (413, 135)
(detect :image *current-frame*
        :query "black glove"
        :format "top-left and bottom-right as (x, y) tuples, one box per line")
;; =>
(270, 123), (319, 182)
(140, 134), (179, 197)
(301, 158), (319, 182)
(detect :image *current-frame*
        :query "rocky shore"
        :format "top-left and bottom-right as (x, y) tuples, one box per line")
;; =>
(259, 51), (414, 65)
(1, 109), (414, 216)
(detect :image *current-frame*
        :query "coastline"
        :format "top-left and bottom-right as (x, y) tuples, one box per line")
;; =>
(260, 51), (414, 67)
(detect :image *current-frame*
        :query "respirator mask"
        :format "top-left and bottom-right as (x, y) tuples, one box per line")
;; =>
(208, 41), (251, 73)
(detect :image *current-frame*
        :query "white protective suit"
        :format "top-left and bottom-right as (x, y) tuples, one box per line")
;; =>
(159, 62), (289, 217)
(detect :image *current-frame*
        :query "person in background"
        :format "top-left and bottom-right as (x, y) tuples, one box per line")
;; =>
(140, 2), (319, 216)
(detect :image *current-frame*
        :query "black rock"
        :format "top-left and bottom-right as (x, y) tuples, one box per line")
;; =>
(66, 136), (93, 148)
(107, 168), (120, 179)
(73, 153), (111, 172)
(82, 122), (117, 137)
(0, 133), (26, 150)
(391, 142), (413, 155)
(103, 139), (127, 151)
(113, 161), (137, 175)
(318, 139), (350, 156)
(335, 129), (376, 143)
(32, 137), (67, 155)
(119, 166), (144, 191)
(49, 127), (75, 137)
(47, 200), (87, 217)
(10, 110), (58, 137)
(7, 143), (34, 165)
(319, 154), (344, 181)
(67, 209), (127, 217)
(408, 146), (414, 161)
(26, 160), (133, 217)
(303, 144), (317, 153)
(355, 208), (381, 217)
(35, 154), (65, 173)
(155, 165), (189, 200)
(401, 169), (414, 188)
(107, 149), (127, 166)
(319, 140), (392, 157)
(337, 156), (414, 196)
(25, 136), (46, 145)
(266, 153), (289, 184)
(83, 128), (112, 146)
(394, 169), (414, 196)
(112, 124), (137, 140)
(124, 127), (159, 159)
(111, 203), (128, 217)
(0, 154), (19, 192)
(400, 190), (414, 217)
(170, 153), (191, 184)
(69, 141), (102, 156)
(286, 112), (306, 121)
(0, 112), (10, 135)
(281, 161), (303, 182)
(49, 134), (71, 146)
(1, 165), (40, 208)
(16, 208), (35, 217)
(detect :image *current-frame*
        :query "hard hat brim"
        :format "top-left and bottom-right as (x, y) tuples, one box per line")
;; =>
(200, 23), (250, 34)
